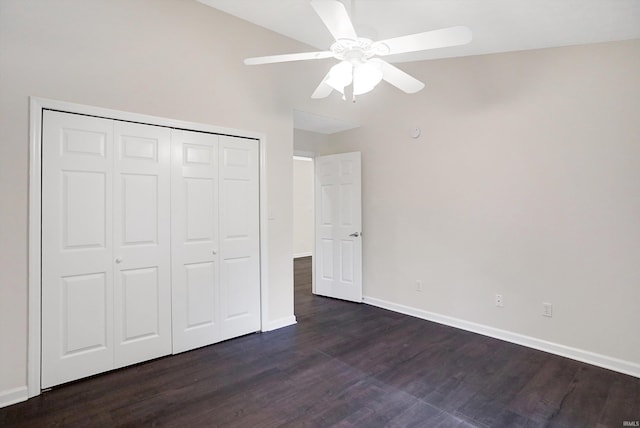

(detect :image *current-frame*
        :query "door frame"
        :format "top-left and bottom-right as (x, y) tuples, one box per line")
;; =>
(27, 97), (270, 398)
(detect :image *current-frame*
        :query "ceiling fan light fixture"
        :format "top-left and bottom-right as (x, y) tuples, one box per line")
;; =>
(243, 1), (472, 100)
(326, 60), (353, 92)
(353, 61), (383, 95)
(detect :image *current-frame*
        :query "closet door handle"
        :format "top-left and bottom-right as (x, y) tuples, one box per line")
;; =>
(115, 257), (123, 264)
(349, 232), (360, 238)
(212, 250), (217, 255)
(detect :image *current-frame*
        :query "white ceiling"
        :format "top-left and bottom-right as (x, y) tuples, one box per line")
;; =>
(198, 0), (640, 63)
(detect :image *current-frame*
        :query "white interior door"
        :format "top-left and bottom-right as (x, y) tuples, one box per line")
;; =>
(314, 152), (362, 302)
(171, 129), (221, 353)
(41, 111), (115, 388)
(112, 121), (172, 368)
(219, 135), (261, 340)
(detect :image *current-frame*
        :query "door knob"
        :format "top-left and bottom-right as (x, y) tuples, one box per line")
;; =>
(115, 257), (123, 264)
(212, 250), (217, 255)
(349, 232), (360, 238)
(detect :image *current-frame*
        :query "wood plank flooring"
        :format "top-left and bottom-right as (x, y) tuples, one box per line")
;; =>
(1, 256), (638, 427)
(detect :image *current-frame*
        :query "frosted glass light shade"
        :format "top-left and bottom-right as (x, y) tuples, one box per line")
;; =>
(325, 60), (384, 97)
(353, 61), (383, 95)
(326, 61), (353, 93)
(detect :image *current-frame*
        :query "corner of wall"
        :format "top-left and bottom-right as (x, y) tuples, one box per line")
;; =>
(0, 386), (28, 409)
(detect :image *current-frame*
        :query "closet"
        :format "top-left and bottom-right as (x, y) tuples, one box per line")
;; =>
(41, 110), (260, 388)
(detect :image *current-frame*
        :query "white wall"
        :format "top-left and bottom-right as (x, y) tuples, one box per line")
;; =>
(322, 40), (640, 375)
(293, 128), (328, 155)
(0, 0), (335, 405)
(293, 157), (314, 257)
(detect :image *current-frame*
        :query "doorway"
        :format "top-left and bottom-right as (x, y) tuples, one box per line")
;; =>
(293, 155), (315, 304)
(293, 155), (315, 319)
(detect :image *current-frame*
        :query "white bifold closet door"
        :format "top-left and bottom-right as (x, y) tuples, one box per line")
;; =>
(112, 121), (172, 368)
(218, 136), (261, 340)
(42, 110), (260, 388)
(41, 111), (172, 388)
(171, 131), (260, 353)
(171, 130), (220, 353)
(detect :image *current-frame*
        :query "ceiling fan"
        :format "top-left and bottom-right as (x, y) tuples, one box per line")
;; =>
(244, 0), (472, 101)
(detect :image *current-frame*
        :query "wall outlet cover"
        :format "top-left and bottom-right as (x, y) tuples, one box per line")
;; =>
(543, 303), (553, 317)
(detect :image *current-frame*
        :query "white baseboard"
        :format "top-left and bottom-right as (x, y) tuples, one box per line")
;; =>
(0, 386), (28, 409)
(262, 315), (297, 332)
(293, 252), (312, 259)
(363, 295), (640, 379)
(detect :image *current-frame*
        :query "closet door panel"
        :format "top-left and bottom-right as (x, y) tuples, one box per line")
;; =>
(113, 121), (172, 368)
(184, 262), (216, 326)
(41, 111), (115, 388)
(119, 267), (160, 342)
(171, 130), (220, 353)
(219, 136), (260, 340)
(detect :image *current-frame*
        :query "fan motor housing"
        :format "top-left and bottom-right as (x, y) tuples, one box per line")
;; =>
(331, 38), (389, 62)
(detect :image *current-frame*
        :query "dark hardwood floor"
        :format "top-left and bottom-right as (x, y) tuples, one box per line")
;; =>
(2, 256), (638, 427)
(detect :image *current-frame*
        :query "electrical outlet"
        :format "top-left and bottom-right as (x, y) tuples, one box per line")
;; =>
(543, 303), (553, 317)
(416, 280), (423, 292)
(495, 294), (504, 307)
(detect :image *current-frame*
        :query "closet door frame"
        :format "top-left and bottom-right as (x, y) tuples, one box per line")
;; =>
(27, 97), (270, 398)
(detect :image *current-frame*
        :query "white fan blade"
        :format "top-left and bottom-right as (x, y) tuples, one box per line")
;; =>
(375, 59), (425, 94)
(311, 0), (358, 41)
(244, 50), (334, 65)
(374, 26), (472, 56)
(311, 72), (334, 98)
